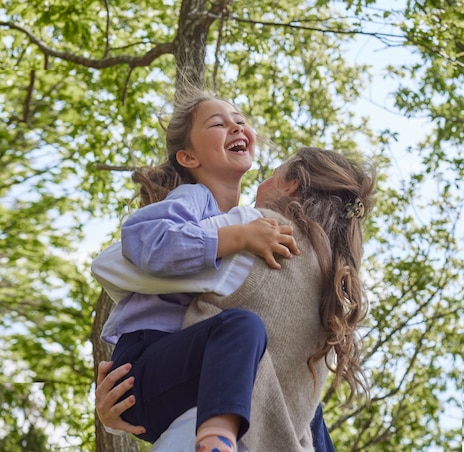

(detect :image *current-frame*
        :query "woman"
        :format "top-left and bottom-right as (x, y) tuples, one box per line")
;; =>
(94, 147), (376, 451)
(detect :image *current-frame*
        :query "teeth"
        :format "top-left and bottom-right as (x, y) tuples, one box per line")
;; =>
(226, 140), (247, 151)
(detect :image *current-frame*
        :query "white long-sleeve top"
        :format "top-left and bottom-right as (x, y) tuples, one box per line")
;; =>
(91, 205), (262, 344)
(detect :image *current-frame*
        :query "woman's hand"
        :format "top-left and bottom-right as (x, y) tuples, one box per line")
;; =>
(95, 361), (146, 435)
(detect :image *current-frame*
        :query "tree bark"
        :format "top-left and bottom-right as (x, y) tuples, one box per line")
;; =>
(174, 0), (233, 91)
(91, 290), (140, 452)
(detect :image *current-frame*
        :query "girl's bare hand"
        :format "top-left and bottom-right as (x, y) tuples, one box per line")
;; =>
(244, 218), (300, 269)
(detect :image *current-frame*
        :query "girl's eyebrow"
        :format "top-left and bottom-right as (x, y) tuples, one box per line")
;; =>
(203, 112), (244, 125)
(203, 113), (222, 124)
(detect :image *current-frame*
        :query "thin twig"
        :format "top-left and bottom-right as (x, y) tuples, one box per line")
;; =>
(23, 70), (35, 126)
(127, 142), (143, 167)
(94, 163), (136, 172)
(102, 0), (111, 58)
(121, 66), (133, 105)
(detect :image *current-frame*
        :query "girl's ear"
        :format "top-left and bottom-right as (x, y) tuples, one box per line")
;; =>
(176, 150), (200, 169)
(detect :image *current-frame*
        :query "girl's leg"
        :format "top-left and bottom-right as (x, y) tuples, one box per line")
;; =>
(194, 308), (267, 451)
(110, 308), (267, 445)
(195, 414), (239, 452)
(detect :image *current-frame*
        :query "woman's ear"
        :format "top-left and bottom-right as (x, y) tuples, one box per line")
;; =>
(284, 179), (300, 196)
(176, 150), (200, 169)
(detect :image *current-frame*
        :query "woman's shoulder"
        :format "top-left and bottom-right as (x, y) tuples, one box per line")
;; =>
(257, 208), (290, 224)
(257, 208), (303, 238)
(257, 208), (315, 256)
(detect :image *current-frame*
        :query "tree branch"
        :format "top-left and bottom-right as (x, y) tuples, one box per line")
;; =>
(94, 163), (136, 172)
(121, 66), (134, 105)
(225, 14), (406, 45)
(102, 0), (111, 58)
(1, 21), (174, 68)
(211, 1), (232, 91)
(23, 70), (35, 126)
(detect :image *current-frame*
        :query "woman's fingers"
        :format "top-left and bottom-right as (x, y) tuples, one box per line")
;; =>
(96, 364), (131, 412)
(116, 417), (147, 435)
(96, 360), (113, 386)
(95, 362), (146, 434)
(97, 362), (131, 393)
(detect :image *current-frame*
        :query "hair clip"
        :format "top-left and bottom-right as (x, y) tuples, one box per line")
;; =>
(345, 198), (365, 219)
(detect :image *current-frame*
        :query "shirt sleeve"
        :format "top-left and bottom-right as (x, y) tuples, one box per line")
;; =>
(92, 206), (262, 300)
(103, 426), (126, 436)
(121, 185), (219, 276)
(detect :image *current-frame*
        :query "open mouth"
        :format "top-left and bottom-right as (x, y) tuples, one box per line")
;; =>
(226, 140), (248, 153)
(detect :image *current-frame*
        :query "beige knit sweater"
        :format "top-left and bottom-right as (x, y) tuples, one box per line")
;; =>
(183, 210), (329, 452)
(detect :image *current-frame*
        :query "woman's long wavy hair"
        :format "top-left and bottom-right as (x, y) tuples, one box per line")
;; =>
(263, 146), (376, 403)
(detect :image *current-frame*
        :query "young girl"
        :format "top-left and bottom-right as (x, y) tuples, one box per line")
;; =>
(97, 89), (298, 452)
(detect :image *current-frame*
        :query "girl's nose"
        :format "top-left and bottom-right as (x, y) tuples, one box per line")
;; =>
(232, 123), (244, 133)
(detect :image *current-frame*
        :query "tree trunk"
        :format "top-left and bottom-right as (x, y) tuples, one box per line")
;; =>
(91, 290), (140, 452)
(174, 0), (233, 91)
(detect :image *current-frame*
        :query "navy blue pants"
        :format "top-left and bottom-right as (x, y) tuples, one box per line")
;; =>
(312, 403), (336, 452)
(110, 308), (267, 443)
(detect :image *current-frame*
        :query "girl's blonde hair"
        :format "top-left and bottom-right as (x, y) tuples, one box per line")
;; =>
(132, 86), (240, 206)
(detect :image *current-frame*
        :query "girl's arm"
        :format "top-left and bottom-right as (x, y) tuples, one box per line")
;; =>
(93, 204), (299, 301)
(217, 219), (299, 269)
(121, 184), (298, 275)
(92, 205), (262, 302)
(121, 184), (220, 276)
